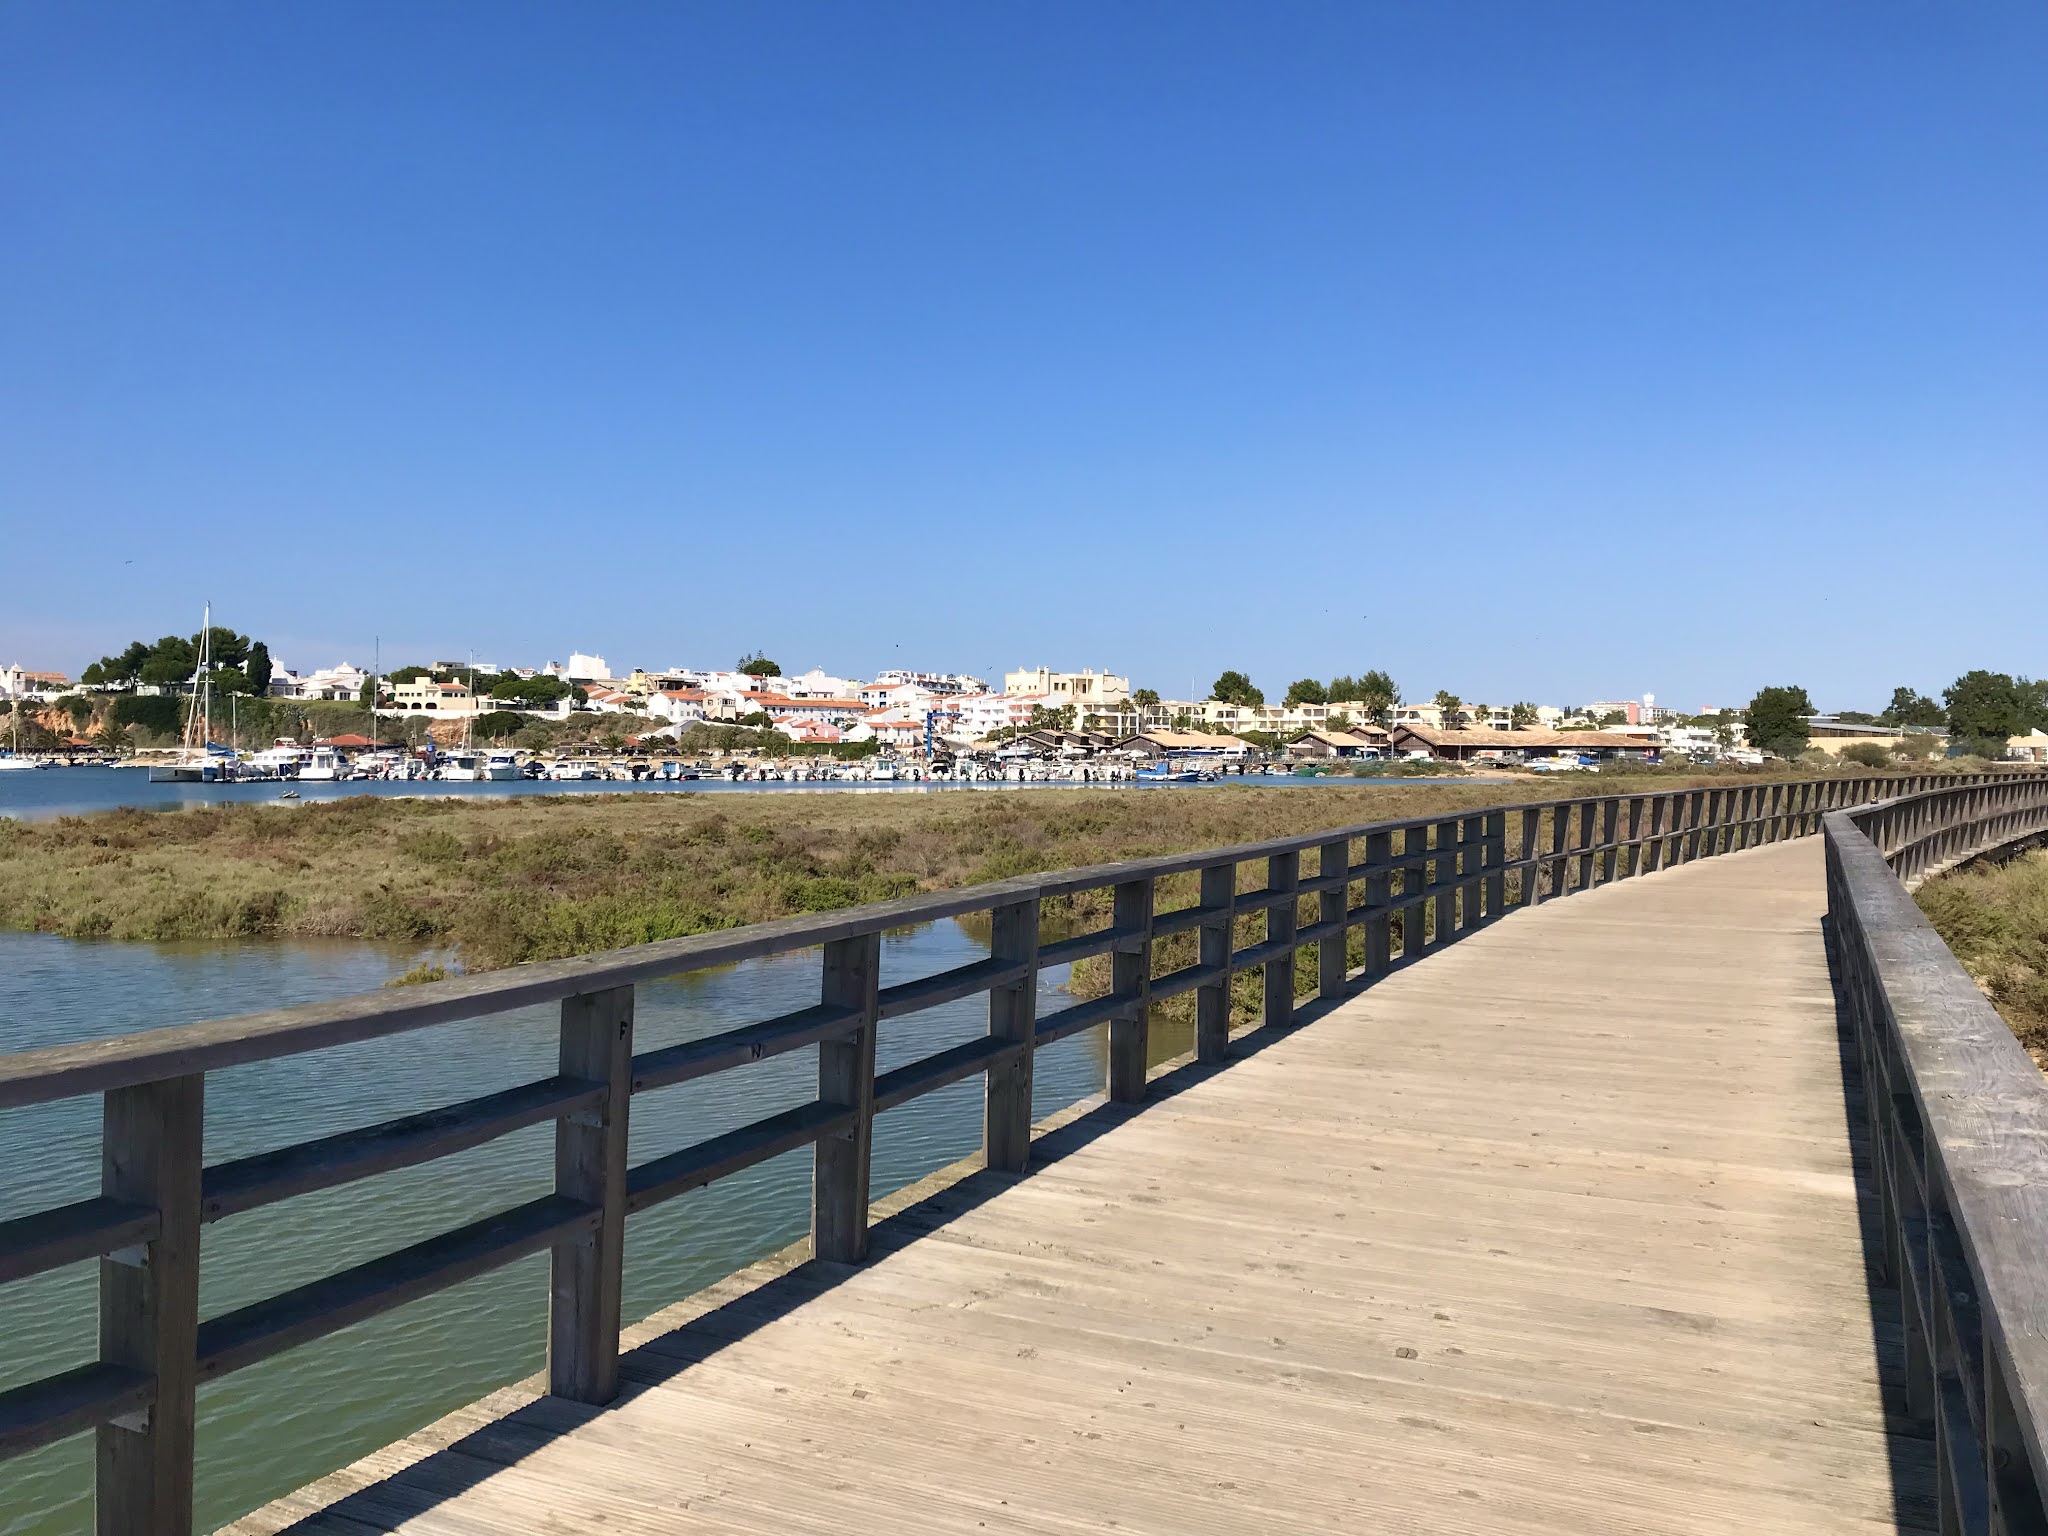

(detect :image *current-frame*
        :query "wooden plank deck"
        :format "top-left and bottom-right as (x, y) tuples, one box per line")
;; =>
(227, 837), (1933, 1535)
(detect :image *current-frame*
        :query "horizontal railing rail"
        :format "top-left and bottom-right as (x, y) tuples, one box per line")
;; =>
(1826, 773), (2048, 1536)
(0, 768), (2025, 1533)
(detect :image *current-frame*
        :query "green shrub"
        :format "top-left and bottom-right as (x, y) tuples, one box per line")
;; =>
(1840, 742), (1893, 769)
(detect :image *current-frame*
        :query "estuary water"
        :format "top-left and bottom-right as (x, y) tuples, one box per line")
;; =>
(0, 923), (1172, 1535)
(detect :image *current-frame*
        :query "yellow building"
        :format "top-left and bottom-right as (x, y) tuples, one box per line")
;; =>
(388, 678), (479, 715)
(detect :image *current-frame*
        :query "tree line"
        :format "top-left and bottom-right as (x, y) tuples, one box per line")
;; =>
(79, 628), (273, 696)
(1744, 672), (2046, 760)
(1200, 669), (1403, 723)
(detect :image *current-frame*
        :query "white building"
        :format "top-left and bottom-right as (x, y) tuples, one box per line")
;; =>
(650, 689), (713, 727)
(860, 680), (941, 711)
(269, 663), (371, 701)
(543, 653), (612, 683)
(1003, 667), (1130, 704)
(780, 668), (865, 700)
(739, 690), (866, 726)
(951, 692), (1052, 740)
(873, 670), (986, 696)
(855, 709), (927, 748)
(0, 665), (71, 700)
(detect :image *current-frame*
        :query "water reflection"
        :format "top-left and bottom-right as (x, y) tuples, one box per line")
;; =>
(0, 923), (1136, 1535)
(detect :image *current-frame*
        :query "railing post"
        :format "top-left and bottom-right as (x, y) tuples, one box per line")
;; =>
(1484, 811), (1506, 915)
(1573, 801), (1596, 891)
(97, 1074), (204, 1536)
(1264, 852), (1299, 1030)
(1109, 878), (1154, 1101)
(983, 897), (1040, 1173)
(814, 931), (880, 1263)
(1431, 820), (1458, 939)
(1544, 803), (1568, 897)
(1363, 830), (1395, 966)
(1196, 861), (1237, 1063)
(550, 985), (634, 1405)
(1599, 798), (1621, 884)
(1517, 809), (1539, 906)
(1318, 836), (1350, 1000)
(1987, 1354), (2048, 1531)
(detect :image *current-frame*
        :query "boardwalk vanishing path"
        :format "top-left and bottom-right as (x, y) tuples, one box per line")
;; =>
(230, 836), (1930, 1535)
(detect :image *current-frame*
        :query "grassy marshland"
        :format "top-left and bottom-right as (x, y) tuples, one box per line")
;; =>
(0, 781), (1632, 970)
(1917, 848), (2048, 1058)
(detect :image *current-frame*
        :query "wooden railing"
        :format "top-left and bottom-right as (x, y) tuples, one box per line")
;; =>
(0, 769), (2017, 1533)
(1826, 775), (2048, 1536)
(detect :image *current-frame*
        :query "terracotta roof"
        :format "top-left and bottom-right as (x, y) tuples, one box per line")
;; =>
(1392, 724), (1657, 751)
(1118, 730), (1245, 750)
(1289, 726), (1388, 745)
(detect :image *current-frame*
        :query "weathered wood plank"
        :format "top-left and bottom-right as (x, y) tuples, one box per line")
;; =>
(1264, 851), (1299, 1031)
(812, 933), (880, 1264)
(96, 1073), (202, 1536)
(0, 1195), (158, 1285)
(203, 1075), (604, 1222)
(1196, 861), (1237, 1064)
(196, 1195), (598, 1382)
(982, 898), (1039, 1174)
(1108, 878), (1154, 1103)
(0, 1363), (153, 1461)
(549, 986), (634, 1405)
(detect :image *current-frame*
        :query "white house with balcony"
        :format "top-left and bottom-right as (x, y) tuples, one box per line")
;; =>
(269, 663), (371, 701)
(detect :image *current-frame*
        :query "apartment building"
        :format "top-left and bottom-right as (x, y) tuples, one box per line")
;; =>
(388, 678), (479, 715)
(1002, 667), (1130, 704)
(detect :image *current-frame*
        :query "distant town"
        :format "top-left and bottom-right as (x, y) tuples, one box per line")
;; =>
(5, 635), (2046, 771)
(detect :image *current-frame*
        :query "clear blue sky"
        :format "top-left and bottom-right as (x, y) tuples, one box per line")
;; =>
(3, 3), (2042, 712)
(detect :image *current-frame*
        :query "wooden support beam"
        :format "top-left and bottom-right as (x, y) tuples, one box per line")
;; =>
(549, 985), (634, 1405)
(1317, 836), (1350, 1001)
(97, 1074), (203, 1536)
(983, 898), (1039, 1173)
(1264, 852), (1299, 1030)
(813, 933), (880, 1264)
(1108, 879), (1155, 1102)
(1363, 831), (1394, 974)
(1196, 862), (1236, 1063)
(1483, 811), (1507, 918)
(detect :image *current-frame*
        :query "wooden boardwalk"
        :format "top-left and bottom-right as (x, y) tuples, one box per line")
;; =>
(230, 837), (1932, 1535)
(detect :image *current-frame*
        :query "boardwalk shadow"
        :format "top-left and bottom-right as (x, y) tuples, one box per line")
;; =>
(269, 999), (1341, 1532)
(1821, 913), (1940, 1536)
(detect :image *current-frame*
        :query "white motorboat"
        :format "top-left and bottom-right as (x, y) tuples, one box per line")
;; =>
(440, 752), (485, 781)
(484, 751), (523, 781)
(299, 746), (347, 781)
(547, 759), (600, 781)
(250, 743), (307, 779)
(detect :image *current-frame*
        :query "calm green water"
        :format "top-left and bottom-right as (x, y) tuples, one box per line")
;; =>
(0, 925), (1169, 1535)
